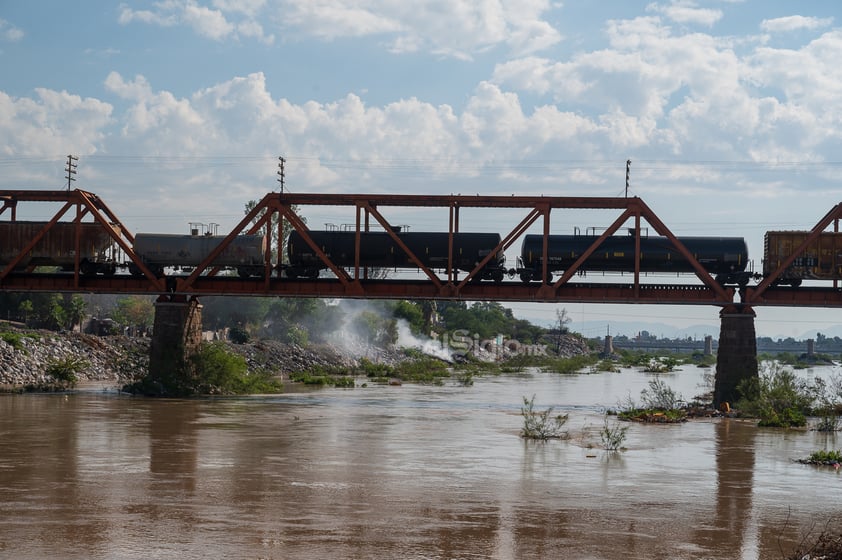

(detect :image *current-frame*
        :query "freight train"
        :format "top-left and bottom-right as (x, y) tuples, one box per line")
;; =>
(128, 231), (266, 278)
(284, 229), (754, 286)
(0, 221), (266, 278)
(285, 230), (508, 281)
(516, 233), (753, 286)
(1, 218), (838, 287)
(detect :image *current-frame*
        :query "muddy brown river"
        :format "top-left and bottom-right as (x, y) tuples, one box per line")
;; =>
(1, 365), (840, 559)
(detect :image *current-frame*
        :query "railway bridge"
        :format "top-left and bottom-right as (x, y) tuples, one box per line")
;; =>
(3, 188), (842, 406)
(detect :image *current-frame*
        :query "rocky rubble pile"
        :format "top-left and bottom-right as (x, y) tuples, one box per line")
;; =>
(0, 331), (150, 387)
(0, 330), (410, 388)
(0, 327), (592, 389)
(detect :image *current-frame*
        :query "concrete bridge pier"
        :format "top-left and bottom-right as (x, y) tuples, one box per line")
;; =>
(714, 305), (758, 409)
(147, 294), (203, 395)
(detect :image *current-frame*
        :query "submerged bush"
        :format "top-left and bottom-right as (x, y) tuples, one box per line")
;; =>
(737, 362), (812, 427)
(640, 377), (683, 410)
(600, 416), (629, 451)
(806, 449), (842, 464)
(618, 377), (686, 423)
(520, 394), (569, 440)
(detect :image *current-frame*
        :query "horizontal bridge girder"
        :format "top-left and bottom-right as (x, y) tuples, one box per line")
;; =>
(0, 274), (733, 304)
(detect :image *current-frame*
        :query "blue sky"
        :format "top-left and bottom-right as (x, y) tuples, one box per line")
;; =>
(3, 0), (842, 339)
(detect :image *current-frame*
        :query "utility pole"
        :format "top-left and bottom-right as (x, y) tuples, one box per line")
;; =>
(625, 159), (631, 198)
(277, 156), (285, 193)
(65, 154), (78, 190)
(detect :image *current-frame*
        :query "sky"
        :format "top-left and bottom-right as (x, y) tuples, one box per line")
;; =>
(2, 0), (842, 340)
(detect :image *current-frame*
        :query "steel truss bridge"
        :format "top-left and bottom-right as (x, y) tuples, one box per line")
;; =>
(2, 188), (842, 309)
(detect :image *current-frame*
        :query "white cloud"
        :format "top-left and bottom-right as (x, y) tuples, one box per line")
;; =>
(760, 15), (834, 34)
(646, 1), (723, 27)
(491, 13), (842, 166)
(0, 89), (112, 157)
(281, 0), (562, 58)
(118, 4), (177, 26)
(183, 2), (235, 40)
(119, 0), (273, 44)
(0, 18), (24, 42)
(7, 6), (842, 223)
(118, 0), (559, 58)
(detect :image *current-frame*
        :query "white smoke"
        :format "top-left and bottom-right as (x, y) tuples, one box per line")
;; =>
(322, 300), (381, 358)
(396, 319), (454, 362)
(316, 300), (455, 362)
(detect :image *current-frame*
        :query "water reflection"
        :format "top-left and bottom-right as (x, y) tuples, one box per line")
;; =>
(1, 367), (842, 559)
(692, 419), (756, 556)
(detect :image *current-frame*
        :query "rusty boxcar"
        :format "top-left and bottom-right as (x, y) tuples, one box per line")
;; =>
(763, 230), (842, 287)
(0, 221), (119, 275)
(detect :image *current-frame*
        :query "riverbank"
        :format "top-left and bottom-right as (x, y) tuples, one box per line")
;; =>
(0, 326), (591, 391)
(0, 331), (371, 389)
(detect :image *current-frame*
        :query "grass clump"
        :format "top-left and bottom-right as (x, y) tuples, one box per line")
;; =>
(1, 331), (26, 350)
(803, 449), (842, 464)
(520, 394), (569, 440)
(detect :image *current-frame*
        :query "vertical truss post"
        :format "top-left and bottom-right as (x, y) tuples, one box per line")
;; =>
(354, 204), (362, 280)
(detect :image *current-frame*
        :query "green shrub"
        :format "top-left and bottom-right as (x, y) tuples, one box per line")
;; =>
(228, 326), (250, 344)
(285, 325), (309, 346)
(600, 416), (629, 451)
(807, 449), (842, 463)
(737, 363), (812, 427)
(392, 356), (450, 383)
(45, 356), (89, 387)
(617, 378), (687, 423)
(358, 358), (394, 378)
(0, 331), (25, 351)
(641, 377), (683, 410)
(520, 394), (569, 440)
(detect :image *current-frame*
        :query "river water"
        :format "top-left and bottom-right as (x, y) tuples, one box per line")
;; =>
(1, 364), (840, 560)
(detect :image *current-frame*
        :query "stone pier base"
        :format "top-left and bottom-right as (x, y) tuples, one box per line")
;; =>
(714, 306), (758, 409)
(147, 295), (203, 395)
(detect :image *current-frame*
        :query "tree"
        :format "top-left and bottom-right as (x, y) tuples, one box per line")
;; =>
(393, 300), (424, 333)
(67, 295), (87, 332)
(202, 296), (269, 331)
(353, 311), (398, 346)
(18, 300), (33, 325)
(46, 294), (67, 331)
(113, 296), (155, 331)
(552, 307), (572, 354)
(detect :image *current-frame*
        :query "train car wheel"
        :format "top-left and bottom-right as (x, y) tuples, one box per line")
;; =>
(491, 269), (504, 283)
(307, 268), (319, 279)
(790, 278), (802, 288)
(519, 271), (533, 284)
